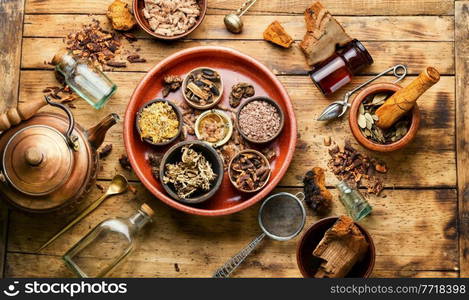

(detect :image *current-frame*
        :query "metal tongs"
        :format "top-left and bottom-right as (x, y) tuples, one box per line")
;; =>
(317, 64), (408, 121)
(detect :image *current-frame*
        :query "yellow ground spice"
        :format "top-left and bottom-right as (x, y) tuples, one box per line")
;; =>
(138, 102), (179, 143)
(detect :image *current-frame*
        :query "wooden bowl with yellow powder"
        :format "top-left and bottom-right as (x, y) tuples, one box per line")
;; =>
(136, 99), (183, 146)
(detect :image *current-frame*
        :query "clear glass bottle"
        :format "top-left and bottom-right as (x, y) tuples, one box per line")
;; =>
(52, 49), (117, 109)
(336, 181), (372, 221)
(63, 204), (154, 278)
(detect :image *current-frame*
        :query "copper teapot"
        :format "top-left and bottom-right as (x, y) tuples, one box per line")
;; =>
(0, 96), (118, 213)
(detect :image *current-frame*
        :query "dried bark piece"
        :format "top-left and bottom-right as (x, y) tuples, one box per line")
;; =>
(98, 144), (113, 159)
(263, 21), (293, 48)
(127, 54), (146, 63)
(106, 61), (127, 68)
(229, 83), (255, 108)
(162, 75), (183, 97)
(107, 0), (136, 31)
(313, 216), (369, 278)
(303, 167), (332, 215)
(119, 154), (132, 171)
(300, 1), (352, 66)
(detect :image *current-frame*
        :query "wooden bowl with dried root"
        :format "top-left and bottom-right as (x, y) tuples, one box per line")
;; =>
(133, 0), (207, 40)
(228, 150), (272, 193)
(182, 67), (224, 110)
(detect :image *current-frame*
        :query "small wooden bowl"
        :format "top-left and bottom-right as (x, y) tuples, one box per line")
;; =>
(236, 97), (285, 144)
(349, 83), (421, 152)
(182, 67), (224, 110)
(133, 0), (207, 40)
(228, 149), (272, 193)
(159, 140), (224, 204)
(136, 99), (183, 146)
(296, 217), (376, 278)
(194, 109), (233, 148)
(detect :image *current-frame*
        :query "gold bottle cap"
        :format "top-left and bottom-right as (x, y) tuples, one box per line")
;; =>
(140, 203), (155, 218)
(51, 48), (71, 66)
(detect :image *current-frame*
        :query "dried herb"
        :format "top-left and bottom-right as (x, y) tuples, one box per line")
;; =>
(138, 102), (180, 144)
(147, 153), (162, 180)
(229, 83), (255, 108)
(106, 61), (127, 68)
(238, 100), (281, 142)
(303, 167), (332, 215)
(98, 144), (113, 159)
(127, 54), (146, 63)
(106, 0), (136, 31)
(358, 93), (411, 144)
(328, 141), (386, 195)
(96, 183), (105, 191)
(163, 146), (217, 199)
(162, 75), (183, 97)
(230, 152), (270, 191)
(184, 69), (221, 106)
(119, 154), (132, 171)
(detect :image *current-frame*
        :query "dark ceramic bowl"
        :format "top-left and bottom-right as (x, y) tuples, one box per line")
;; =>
(133, 0), (207, 40)
(296, 217), (376, 278)
(228, 149), (271, 193)
(236, 97), (285, 144)
(159, 141), (224, 204)
(136, 99), (183, 146)
(349, 83), (420, 152)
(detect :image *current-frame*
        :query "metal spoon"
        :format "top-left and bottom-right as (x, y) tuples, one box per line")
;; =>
(224, 0), (258, 33)
(36, 174), (129, 252)
(317, 64), (408, 121)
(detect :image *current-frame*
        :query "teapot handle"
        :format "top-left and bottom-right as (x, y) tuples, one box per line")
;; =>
(44, 96), (79, 151)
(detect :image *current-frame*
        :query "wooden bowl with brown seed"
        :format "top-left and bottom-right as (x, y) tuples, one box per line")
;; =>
(133, 0), (207, 41)
(228, 149), (272, 193)
(182, 67), (224, 110)
(349, 83), (420, 152)
(236, 97), (285, 144)
(136, 98), (183, 146)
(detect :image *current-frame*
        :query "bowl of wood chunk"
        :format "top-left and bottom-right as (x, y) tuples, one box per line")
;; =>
(133, 0), (207, 40)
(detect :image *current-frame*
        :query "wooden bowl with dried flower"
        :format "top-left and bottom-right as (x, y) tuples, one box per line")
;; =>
(133, 0), (207, 40)
(349, 83), (420, 152)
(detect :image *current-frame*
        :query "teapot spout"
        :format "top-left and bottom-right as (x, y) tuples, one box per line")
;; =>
(86, 113), (120, 149)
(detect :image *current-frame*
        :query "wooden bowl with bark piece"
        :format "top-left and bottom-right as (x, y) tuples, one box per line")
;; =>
(296, 217), (375, 278)
(133, 0), (207, 40)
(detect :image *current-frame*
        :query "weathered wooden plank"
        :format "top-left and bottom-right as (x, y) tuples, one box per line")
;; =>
(455, 1), (469, 278)
(0, 0), (25, 279)
(6, 186), (458, 277)
(23, 14), (455, 42)
(18, 70), (456, 187)
(24, 0), (454, 16)
(21, 38), (455, 75)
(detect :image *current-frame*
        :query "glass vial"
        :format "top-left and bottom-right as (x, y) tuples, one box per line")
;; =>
(309, 39), (373, 96)
(336, 181), (372, 221)
(52, 49), (117, 109)
(63, 204), (154, 278)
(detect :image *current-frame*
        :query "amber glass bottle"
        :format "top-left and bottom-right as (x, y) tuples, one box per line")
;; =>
(309, 39), (374, 96)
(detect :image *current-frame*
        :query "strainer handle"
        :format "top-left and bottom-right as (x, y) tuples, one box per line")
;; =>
(212, 232), (266, 278)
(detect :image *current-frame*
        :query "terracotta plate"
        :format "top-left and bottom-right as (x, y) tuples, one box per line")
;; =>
(124, 46), (297, 216)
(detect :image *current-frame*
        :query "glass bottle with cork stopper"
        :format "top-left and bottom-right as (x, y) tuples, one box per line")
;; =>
(63, 203), (154, 278)
(336, 181), (372, 221)
(52, 49), (117, 109)
(309, 39), (374, 96)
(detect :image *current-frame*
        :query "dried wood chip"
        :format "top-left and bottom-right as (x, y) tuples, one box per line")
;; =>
(119, 154), (132, 171)
(106, 61), (127, 68)
(98, 144), (113, 159)
(127, 54), (146, 63)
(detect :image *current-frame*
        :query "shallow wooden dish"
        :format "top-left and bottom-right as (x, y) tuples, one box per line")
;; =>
(228, 149), (272, 193)
(182, 67), (224, 109)
(296, 217), (376, 278)
(349, 83), (421, 152)
(159, 140), (224, 204)
(133, 0), (207, 40)
(235, 97), (285, 144)
(124, 46), (297, 216)
(135, 98), (183, 146)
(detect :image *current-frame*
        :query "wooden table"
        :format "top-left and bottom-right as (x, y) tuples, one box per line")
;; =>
(0, 0), (468, 278)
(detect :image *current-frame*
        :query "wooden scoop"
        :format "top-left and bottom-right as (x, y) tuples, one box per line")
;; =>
(0, 97), (48, 131)
(375, 67), (440, 129)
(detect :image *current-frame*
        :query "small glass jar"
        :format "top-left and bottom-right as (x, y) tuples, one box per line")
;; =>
(336, 181), (372, 221)
(63, 204), (154, 278)
(309, 40), (373, 96)
(52, 49), (117, 109)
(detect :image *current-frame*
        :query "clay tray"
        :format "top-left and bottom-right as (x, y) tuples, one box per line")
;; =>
(124, 46), (297, 216)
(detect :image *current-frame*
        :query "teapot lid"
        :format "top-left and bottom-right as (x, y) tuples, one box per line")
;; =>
(2, 124), (73, 196)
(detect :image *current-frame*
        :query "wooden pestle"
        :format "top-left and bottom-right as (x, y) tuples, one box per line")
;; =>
(375, 67), (440, 129)
(0, 97), (49, 131)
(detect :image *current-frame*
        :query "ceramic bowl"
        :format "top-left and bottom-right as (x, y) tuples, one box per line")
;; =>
(236, 97), (285, 144)
(194, 109), (233, 148)
(136, 99), (183, 146)
(182, 67), (224, 110)
(159, 140), (224, 204)
(228, 149), (272, 193)
(296, 217), (376, 278)
(349, 83), (421, 152)
(133, 0), (207, 40)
